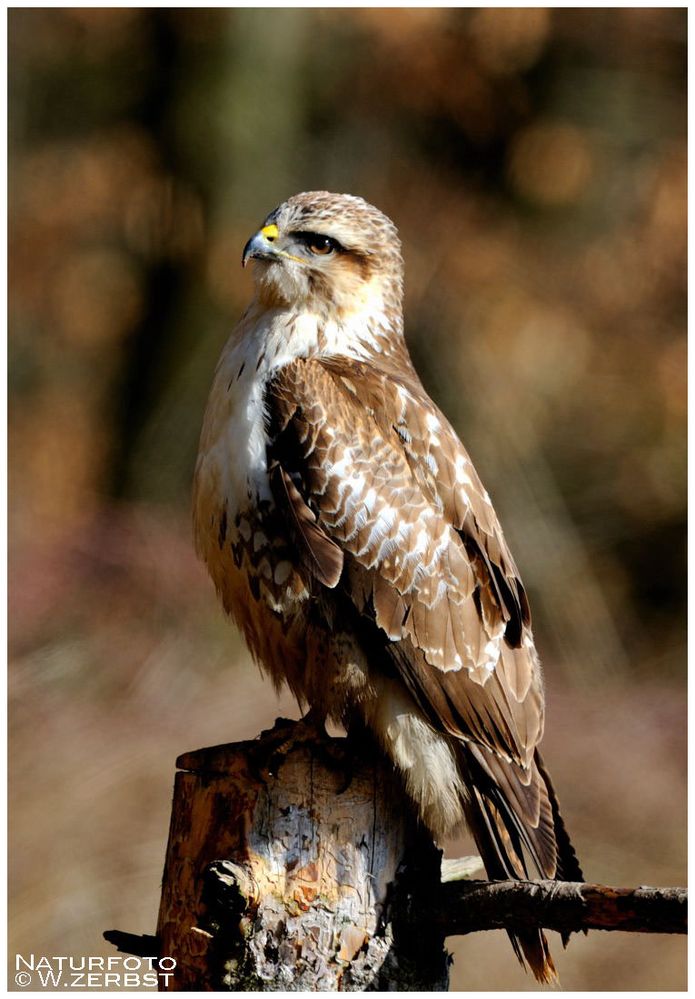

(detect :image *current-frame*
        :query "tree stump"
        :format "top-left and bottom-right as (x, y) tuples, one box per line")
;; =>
(155, 723), (449, 990)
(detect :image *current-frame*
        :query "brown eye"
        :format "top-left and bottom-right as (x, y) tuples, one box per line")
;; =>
(308, 236), (334, 255)
(294, 231), (342, 256)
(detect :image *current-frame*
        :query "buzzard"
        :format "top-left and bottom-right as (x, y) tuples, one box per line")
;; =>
(193, 191), (583, 982)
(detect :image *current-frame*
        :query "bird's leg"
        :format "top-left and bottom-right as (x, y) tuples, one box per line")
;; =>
(249, 707), (328, 780)
(312, 714), (379, 795)
(337, 716), (383, 793)
(249, 709), (358, 792)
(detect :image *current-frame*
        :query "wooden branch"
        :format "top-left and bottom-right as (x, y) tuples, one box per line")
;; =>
(431, 879), (687, 937)
(102, 930), (159, 958)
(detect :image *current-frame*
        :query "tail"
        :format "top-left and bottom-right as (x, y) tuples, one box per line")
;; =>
(459, 744), (583, 984)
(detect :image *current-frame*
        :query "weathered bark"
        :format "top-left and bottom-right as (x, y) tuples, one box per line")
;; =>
(155, 727), (449, 990)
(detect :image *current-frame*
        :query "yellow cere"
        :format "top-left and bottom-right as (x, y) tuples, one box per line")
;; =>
(261, 224), (279, 241)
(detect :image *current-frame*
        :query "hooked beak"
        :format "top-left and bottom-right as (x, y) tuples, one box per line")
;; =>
(242, 223), (280, 267)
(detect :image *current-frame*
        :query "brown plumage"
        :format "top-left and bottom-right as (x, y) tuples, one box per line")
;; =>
(193, 191), (583, 983)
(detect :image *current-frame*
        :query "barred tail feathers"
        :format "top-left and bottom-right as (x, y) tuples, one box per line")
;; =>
(459, 744), (583, 984)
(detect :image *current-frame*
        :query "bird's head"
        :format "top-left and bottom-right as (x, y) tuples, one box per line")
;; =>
(242, 192), (404, 321)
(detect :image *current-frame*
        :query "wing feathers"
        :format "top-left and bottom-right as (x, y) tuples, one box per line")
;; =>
(266, 356), (543, 763)
(269, 463), (344, 588)
(373, 572), (407, 640)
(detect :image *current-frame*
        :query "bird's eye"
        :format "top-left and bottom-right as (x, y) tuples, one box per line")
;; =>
(294, 232), (341, 256)
(308, 236), (334, 256)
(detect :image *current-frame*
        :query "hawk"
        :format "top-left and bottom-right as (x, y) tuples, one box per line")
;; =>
(193, 191), (583, 982)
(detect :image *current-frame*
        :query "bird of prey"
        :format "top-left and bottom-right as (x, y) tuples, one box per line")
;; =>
(193, 191), (583, 983)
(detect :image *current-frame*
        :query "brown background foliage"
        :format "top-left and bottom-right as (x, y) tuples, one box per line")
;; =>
(9, 9), (685, 990)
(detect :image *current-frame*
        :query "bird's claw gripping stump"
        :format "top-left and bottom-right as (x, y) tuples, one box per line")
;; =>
(154, 724), (450, 991)
(248, 713), (355, 791)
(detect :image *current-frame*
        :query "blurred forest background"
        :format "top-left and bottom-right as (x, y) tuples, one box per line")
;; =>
(9, 8), (686, 991)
